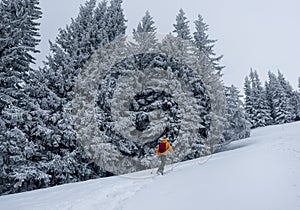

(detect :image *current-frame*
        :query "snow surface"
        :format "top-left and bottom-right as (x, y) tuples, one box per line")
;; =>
(1, 122), (300, 210)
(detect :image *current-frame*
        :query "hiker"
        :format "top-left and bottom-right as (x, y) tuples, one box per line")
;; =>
(156, 138), (174, 175)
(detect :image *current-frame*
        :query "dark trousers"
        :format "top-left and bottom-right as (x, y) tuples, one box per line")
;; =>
(158, 155), (167, 173)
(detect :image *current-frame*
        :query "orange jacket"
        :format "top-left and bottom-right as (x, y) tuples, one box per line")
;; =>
(157, 139), (174, 156)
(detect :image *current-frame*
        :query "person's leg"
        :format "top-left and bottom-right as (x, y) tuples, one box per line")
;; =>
(157, 155), (165, 174)
(160, 155), (167, 174)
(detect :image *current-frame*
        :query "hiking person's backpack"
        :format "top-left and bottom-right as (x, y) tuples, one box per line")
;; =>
(158, 142), (167, 153)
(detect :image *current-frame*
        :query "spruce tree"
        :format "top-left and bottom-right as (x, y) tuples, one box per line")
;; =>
(265, 72), (276, 122)
(244, 76), (254, 126)
(43, 0), (97, 99)
(266, 71), (290, 124)
(136, 10), (156, 33)
(43, 0), (126, 99)
(173, 9), (191, 40)
(249, 69), (272, 127)
(91, 0), (108, 47)
(277, 70), (294, 122)
(193, 14), (224, 72)
(291, 91), (300, 121)
(190, 42), (226, 154)
(106, 0), (127, 42)
(0, 0), (42, 72)
(0, 0), (47, 195)
(289, 76), (300, 121)
(224, 85), (250, 141)
(298, 77), (300, 119)
(130, 10), (158, 53)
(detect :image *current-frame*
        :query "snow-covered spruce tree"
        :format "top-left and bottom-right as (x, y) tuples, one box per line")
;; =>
(0, 0), (51, 195)
(290, 91), (300, 121)
(129, 10), (158, 53)
(90, 0), (109, 48)
(43, 0), (126, 99)
(277, 70), (294, 122)
(295, 77), (300, 120)
(223, 85), (250, 141)
(158, 35), (207, 159)
(266, 71), (291, 124)
(248, 69), (272, 128)
(173, 9), (192, 40)
(244, 76), (255, 127)
(169, 17), (227, 154)
(193, 14), (224, 73)
(297, 77), (300, 119)
(106, 0), (127, 42)
(43, 0), (97, 99)
(31, 0), (104, 191)
(0, 0), (41, 71)
(189, 39), (226, 155)
(136, 10), (156, 33)
(277, 70), (293, 95)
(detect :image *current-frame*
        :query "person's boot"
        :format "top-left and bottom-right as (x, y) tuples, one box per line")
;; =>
(157, 170), (163, 175)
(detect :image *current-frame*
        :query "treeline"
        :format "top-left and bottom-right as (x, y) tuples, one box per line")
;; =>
(244, 69), (300, 128)
(0, 0), (126, 195)
(223, 69), (300, 143)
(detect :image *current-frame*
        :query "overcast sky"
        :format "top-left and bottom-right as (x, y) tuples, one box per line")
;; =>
(36, 0), (300, 91)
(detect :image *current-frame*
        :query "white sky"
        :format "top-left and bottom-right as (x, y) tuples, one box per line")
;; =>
(36, 0), (300, 91)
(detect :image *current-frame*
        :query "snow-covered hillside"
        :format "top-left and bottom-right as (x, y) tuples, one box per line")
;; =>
(1, 122), (300, 210)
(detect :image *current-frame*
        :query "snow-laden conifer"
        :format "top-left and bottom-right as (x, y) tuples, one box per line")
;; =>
(224, 85), (251, 141)
(173, 9), (191, 40)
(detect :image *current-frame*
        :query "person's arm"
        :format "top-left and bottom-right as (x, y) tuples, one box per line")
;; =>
(168, 144), (174, 154)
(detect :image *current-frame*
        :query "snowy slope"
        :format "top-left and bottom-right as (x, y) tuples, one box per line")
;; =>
(1, 122), (300, 210)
